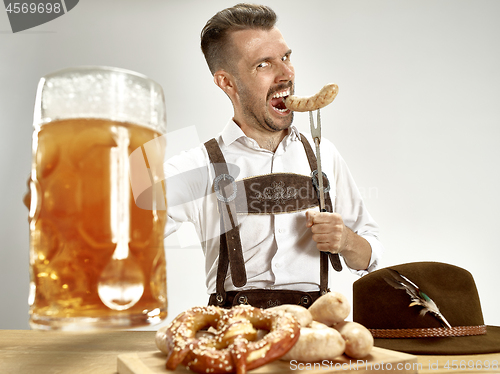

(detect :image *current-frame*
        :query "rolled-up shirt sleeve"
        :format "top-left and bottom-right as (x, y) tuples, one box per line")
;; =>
(325, 138), (384, 276)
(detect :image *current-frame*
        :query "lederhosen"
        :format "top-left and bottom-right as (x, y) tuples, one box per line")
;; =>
(205, 134), (342, 309)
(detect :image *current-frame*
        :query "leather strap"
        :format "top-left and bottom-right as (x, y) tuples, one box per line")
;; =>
(370, 325), (487, 338)
(205, 139), (247, 297)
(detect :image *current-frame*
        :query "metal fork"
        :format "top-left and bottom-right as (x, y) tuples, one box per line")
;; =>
(310, 109), (343, 272)
(309, 109), (326, 211)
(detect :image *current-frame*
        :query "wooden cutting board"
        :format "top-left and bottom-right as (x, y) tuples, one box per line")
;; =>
(117, 347), (419, 374)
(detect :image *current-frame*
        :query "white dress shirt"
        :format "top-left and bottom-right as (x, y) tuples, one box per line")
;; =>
(164, 119), (383, 294)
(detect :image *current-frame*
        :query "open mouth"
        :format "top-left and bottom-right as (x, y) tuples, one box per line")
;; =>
(270, 88), (291, 114)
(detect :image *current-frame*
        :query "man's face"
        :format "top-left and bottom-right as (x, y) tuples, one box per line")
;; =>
(229, 27), (295, 133)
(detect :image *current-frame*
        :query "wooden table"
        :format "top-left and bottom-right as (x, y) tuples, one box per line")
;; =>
(0, 330), (155, 374)
(1, 330), (499, 373)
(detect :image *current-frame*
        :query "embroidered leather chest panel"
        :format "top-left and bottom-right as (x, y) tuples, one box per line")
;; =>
(228, 172), (332, 214)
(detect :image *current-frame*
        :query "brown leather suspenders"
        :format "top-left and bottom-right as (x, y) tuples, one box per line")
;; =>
(204, 138), (247, 305)
(204, 134), (342, 307)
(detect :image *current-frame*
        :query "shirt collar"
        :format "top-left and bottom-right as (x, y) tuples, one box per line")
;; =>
(220, 119), (247, 146)
(220, 118), (301, 149)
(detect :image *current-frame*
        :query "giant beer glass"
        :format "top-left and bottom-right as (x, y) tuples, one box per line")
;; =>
(27, 66), (168, 330)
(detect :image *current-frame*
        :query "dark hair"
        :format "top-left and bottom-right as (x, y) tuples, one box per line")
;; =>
(200, 3), (277, 75)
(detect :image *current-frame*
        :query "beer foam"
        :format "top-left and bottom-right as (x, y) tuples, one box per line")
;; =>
(36, 66), (167, 134)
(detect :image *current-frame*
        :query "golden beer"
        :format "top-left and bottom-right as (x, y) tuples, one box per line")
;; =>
(28, 67), (168, 330)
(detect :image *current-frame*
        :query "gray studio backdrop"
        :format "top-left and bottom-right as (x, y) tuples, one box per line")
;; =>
(1, 0), (499, 330)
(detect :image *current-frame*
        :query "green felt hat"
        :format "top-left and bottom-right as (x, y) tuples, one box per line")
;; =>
(353, 262), (500, 355)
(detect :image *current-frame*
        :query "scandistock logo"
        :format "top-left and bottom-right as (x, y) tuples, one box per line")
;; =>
(128, 126), (248, 242)
(4, 0), (79, 33)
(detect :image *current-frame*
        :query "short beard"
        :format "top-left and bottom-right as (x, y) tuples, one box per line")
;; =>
(236, 79), (294, 132)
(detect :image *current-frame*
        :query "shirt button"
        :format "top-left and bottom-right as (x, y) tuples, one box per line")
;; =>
(275, 263), (280, 268)
(278, 228), (285, 234)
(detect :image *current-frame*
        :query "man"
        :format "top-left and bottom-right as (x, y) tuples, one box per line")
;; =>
(164, 4), (383, 308)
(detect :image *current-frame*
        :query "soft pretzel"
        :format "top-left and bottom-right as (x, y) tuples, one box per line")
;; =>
(156, 305), (300, 374)
(284, 83), (338, 112)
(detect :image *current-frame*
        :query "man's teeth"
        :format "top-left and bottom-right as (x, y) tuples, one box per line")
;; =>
(271, 88), (291, 113)
(272, 89), (291, 99)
